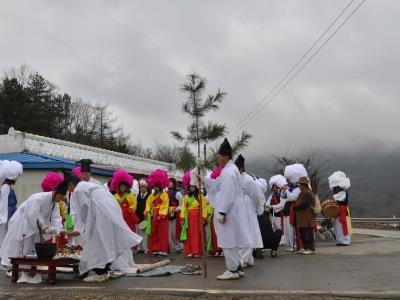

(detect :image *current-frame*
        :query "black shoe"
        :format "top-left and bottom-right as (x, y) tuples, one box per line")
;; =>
(271, 250), (278, 258)
(254, 249), (264, 259)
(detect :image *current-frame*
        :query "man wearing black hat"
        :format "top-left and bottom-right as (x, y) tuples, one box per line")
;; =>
(78, 159), (102, 185)
(0, 177), (67, 274)
(66, 173), (142, 282)
(234, 154), (263, 268)
(202, 139), (253, 280)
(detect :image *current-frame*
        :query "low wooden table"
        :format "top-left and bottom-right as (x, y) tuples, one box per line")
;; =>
(10, 257), (80, 284)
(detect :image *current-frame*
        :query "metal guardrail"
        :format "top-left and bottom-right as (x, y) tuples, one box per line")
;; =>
(316, 217), (400, 224)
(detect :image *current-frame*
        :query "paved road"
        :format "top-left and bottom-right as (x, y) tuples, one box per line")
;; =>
(0, 233), (399, 299)
(353, 227), (400, 238)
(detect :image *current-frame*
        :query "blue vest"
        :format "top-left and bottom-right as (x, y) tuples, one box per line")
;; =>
(8, 188), (17, 219)
(169, 190), (178, 207)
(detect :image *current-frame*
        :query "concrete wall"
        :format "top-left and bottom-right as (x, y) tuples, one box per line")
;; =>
(12, 170), (108, 204)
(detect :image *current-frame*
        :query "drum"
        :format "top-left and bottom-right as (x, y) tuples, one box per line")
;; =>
(322, 199), (340, 218)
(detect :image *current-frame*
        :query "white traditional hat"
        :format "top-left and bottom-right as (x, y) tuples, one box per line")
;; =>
(328, 171), (351, 190)
(269, 174), (288, 189)
(284, 163), (307, 184)
(0, 160), (23, 181)
(189, 169), (200, 188)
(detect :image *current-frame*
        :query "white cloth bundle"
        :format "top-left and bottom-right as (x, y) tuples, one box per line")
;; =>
(268, 174), (288, 189)
(0, 160), (23, 181)
(283, 164), (307, 184)
(328, 171), (351, 190)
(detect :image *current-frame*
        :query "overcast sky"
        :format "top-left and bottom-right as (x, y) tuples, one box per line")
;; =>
(1, 0), (399, 160)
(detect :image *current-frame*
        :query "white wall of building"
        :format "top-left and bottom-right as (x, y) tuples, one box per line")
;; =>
(12, 170), (107, 204)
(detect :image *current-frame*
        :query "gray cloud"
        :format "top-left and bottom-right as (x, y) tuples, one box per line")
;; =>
(0, 0), (399, 159)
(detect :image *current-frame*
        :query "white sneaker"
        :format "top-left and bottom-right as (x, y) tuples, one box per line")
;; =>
(216, 270), (240, 280)
(306, 250), (316, 255)
(301, 250), (311, 255)
(241, 263), (248, 268)
(158, 252), (168, 257)
(83, 274), (108, 283)
(296, 248), (306, 254)
(237, 270), (245, 277)
(30, 273), (42, 284)
(17, 272), (30, 283)
(5, 270), (12, 278)
(285, 247), (294, 252)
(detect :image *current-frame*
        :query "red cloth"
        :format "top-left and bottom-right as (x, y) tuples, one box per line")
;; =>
(169, 200), (182, 239)
(339, 205), (348, 236)
(120, 200), (139, 233)
(176, 214), (182, 239)
(183, 209), (203, 256)
(289, 206), (295, 225)
(148, 207), (169, 254)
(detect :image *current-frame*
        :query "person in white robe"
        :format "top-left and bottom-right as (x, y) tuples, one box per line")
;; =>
(328, 171), (352, 246)
(66, 176), (142, 283)
(266, 175), (287, 232)
(0, 177), (66, 279)
(203, 139), (253, 280)
(234, 155), (263, 268)
(0, 160), (23, 248)
(281, 164), (307, 252)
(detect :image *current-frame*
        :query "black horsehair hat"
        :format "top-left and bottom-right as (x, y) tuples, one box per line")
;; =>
(55, 180), (69, 195)
(61, 170), (81, 187)
(77, 159), (93, 173)
(218, 138), (233, 158)
(234, 154), (245, 170)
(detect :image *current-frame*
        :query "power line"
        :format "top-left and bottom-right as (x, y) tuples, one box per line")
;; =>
(212, 0), (366, 149)
(227, 0), (366, 140)
(226, 0), (356, 141)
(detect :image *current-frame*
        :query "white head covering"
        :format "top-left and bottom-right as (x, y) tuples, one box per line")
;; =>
(328, 171), (351, 190)
(284, 163), (307, 184)
(139, 179), (148, 186)
(189, 169), (200, 188)
(269, 174), (288, 189)
(0, 160), (23, 182)
(131, 180), (139, 196)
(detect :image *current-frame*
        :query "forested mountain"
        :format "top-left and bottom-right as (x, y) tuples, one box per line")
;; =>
(0, 66), (194, 167)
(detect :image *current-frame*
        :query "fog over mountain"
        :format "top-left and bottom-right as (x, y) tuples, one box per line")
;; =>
(247, 147), (400, 218)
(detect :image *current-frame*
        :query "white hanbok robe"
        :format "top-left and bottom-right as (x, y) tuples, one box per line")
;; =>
(70, 182), (142, 274)
(239, 173), (263, 248)
(333, 191), (352, 245)
(265, 194), (285, 231)
(281, 186), (300, 248)
(204, 161), (252, 249)
(0, 192), (62, 266)
(238, 173), (264, 265)
(89, 177), (102, 186)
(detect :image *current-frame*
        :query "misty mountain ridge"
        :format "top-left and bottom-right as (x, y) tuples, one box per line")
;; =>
(247, 148), (400, 218)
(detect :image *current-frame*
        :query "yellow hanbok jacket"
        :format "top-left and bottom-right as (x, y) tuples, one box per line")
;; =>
(180, 194), (208, 221)
(114, 192), (137, 212)
(144, 192), (169, 217)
